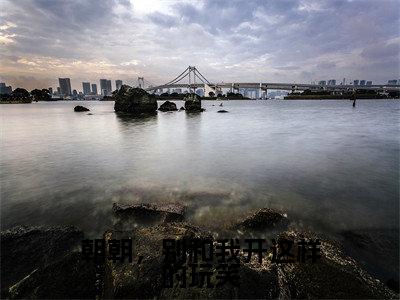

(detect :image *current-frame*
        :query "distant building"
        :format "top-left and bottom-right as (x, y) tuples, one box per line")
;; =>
(342, 78), (346, 85)
(353, 80), (359, 86)
(100, 79), (112, 96)
(91, 84), (97, 95)
(327, 79), (336, 86)
(388, 79), (398, 85)
(116, 80), (122, 90)
(359, 80), (366, 86)
(72, 89), (78, 96)
(48, 87), (53, 95)
(0, 82), (12, 94)
(318, 80), (326, 86)
(57, 87), (61, 95)
(82, 82), (91, 95)
(58, 78), (72, 96)
(366, 81), (372, 86)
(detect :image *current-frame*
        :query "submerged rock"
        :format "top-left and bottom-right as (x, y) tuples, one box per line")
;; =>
(114, 85), (157, 114)
(1, 226), (83, 298)
(179, 106), (185, 111)
(113, 202), (186, 226)
(217, 110), (229, 113)
(74, 105), (89, 112)
(159, 101), (177, 112)
(235, 208), (289, 231)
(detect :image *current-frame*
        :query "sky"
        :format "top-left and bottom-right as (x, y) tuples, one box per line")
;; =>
(0, 0), (399, 91)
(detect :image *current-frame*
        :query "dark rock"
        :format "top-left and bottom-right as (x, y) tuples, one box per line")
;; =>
(217, 110), (229, 113)
(103, 223), (279, 299)
(8, 252), (96, 299)
(86, 113), (93, 115)
(235, 208), (289, 231)
(1, 226), (83, 298)
(276, 230), (397, 299)
(184, 94), (204, 112)
(113, 202), (186, 226)
(341, 228), (399, 293)
(74, 105), (89, 112)
(179, 106), (185, 111)
(158, 101), (177, 112)
(114, 85), (157, 114)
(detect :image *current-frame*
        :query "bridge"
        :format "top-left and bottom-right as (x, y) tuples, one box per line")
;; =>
(144, 66), (400, 96)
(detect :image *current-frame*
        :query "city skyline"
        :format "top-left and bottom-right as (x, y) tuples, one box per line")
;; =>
(0, 0), (399, 90)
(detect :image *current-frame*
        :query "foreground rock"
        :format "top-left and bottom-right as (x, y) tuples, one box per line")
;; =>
(276, 230), (396, 299)
(113, 202), (186, 226)
(114, 85), (157, 114)
(341, 228), (399, 293)
(8, 252), (96, 299)
(234, 208), (289, 231)
(184, 93), (204, 112)
(1, 226), (83, 298)
(103, 223), (278, 299)
(159, 101), (178, 112)
(74, 105), (89, 112)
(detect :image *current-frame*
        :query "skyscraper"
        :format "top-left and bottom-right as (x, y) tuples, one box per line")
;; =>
(91, 84), (97, 95)
(58, 78), (72, 96)
(116, 80), (123, 90)
(359, 80), (366, 86)
(82, 82), (91, 95)
(366, 81), (372, 86)
(100, 79), (112, 96)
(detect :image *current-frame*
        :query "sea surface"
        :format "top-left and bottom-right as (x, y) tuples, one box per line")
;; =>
(1, 100), (399, 237)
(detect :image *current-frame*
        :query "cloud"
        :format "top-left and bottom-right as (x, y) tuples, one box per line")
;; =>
(0, 0), (399, 90)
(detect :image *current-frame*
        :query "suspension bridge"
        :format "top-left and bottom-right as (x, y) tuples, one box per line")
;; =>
(140, 66), (400, 97)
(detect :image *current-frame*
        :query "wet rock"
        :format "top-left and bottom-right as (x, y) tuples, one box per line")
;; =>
(74, 105), (89, 112)
(159, 101), (178, 112)
(1, 226), (83, 298)
(179, 106), (185, 111)
(113, 202), (186, 226)
(341, 228), (399, 293)
(8, 252), (96, 299)
(86, 113), (93, 115)
(114, 85), (157, 114)
(217, 110), (229, 113)
(235, 208), (289, 231)
(103, 223), (279, 299)
(184, 94), (204, 112)
(276, 230), (397, 299)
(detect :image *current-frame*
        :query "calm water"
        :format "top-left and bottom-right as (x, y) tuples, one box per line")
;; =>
(1, 100), (399, 238)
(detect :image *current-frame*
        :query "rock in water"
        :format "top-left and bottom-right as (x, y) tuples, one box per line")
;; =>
(235, 208), (289, 231)
(217, 110), (229, 113)
(112, 202), (186, 226)
(179, 106), (185, 111)
(74, 105), (89, 112)
(158, 100), (177, 112)
(1, 226), (83, 298)
(184, 93), (204, 112)
(114, 85), (157, 114)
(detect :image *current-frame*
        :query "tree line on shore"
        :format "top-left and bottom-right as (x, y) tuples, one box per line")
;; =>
(0, 88), (52, 103)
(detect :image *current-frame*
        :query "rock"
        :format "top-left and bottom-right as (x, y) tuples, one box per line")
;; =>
(276, 230), (397, 299)
(159, 101), (177, 112)
(113, 203), (186, 226)
(86, 113), (93, 115)
(103, 223), (279, 299)
(1, 226), (83, 298)
(8, 252), (96, 299)
(341, 228), (399, 293)
(114, 85), (158, 114)
(184, 93), (204, 112)
(74, 105), (89, 112)
(179, 106), (185, 111)
(235, 208), (289, 231)
(217, 110), (229, 113)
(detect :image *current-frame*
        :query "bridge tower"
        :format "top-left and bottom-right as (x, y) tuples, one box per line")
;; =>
(137, 77), (145, 88)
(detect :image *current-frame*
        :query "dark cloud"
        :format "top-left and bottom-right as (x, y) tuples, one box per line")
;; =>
(1, 0), (399, 89)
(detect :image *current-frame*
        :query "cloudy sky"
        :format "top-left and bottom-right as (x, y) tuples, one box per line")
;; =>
(0, 0), (399, 91)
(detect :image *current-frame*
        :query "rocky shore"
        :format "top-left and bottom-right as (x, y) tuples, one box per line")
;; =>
(1, 204), (398, 299)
